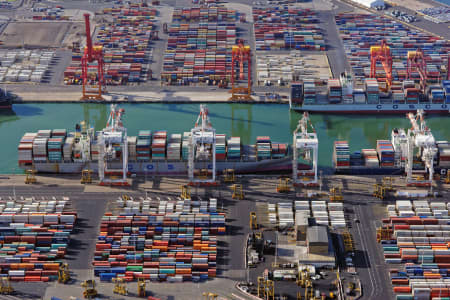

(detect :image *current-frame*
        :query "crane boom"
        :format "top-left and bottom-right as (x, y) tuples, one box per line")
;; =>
(83, 13), (93, 62)
(405, 109), (437, 187)
(292, 112), (318, 186)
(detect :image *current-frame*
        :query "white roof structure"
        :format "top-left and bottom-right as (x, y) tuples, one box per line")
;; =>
(353, 0), (384, 7)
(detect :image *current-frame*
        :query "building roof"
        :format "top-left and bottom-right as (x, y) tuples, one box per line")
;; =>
(352, 0), (384, 7)
(307, 226), (328, 244)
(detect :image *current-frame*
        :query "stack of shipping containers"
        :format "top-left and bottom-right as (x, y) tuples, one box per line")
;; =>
(377, 140), (395, 167)
(161, 22), (236, 85)
(335, 13), (450, 100)
(215, 134), (226, 161)
(327, 79), (342, 104)
(93, 196), (224, 282)
(0, 197), (76, 282)
(172, 7), (238, 22)
(380, 200), (450, 300)
(253, 8), (325, 51)
(256, 136), (271, 161)
(227, 137), (240, 160)
(333, 141), (350, 169)
(64, 4), (157, 85)
(137, 130), (152, 162)
(152, 131), (167, 161)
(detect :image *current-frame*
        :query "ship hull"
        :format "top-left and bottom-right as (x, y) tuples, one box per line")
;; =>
(19, 157), (301, 175)
(291, 103), (450, 114)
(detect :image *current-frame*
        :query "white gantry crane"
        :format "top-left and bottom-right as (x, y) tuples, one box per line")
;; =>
(405, 109), (437, 187)
(292, 112), (318, 186)
(188, 105), (216, 185)
(98, 104), (128, 186)
(73, 121), (93, 163)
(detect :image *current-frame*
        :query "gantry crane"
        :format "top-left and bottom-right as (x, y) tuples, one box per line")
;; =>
(223, 169), (235, 183)
(181, 185), (191, 200)
(188, 105), (216, 185)
(407, 48), (427, 95)
(25, 169), (36, 184)
(112, 277), (128, 295)
(250, 211), (258, 229)
(81, 280), (98, 299)
(370, 40), (393, 93)
(229, 39), (252, 101)
(58, 263), (71, 284)
(276, 177), (291, 193)
(405, 109), (437, 187)
(292, 112), (318, 187)
(81, 169), (93, 184)
(257, 277), (274, 300)
(98, 104), (129, 186)
(137, 278), (146, 297)
(0, 277), (13, 295)
(329, 187), (343, 202)
(232, 184), (244, 200)
(81, 13), (105, 100)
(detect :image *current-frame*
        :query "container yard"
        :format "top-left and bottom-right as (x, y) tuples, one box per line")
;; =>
(253, 7), (325, 51)
(335, 14), (449, 83)
(0, 50), (55, 83)
(161, 23), (236, 86)
(93, 195), (223, 283)
(64, 4), (157, 85)
(256, 52), (331, 86)
(0, 195), (76, 282)
(2, 0), (450, 297)
(378, 199), (450, 300)
(172, 7), (240, 23)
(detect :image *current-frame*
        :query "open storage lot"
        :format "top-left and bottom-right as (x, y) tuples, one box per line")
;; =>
(0, 22), (71, 48)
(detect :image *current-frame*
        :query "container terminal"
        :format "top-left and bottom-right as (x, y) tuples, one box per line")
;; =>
(0, 0), (449, 299)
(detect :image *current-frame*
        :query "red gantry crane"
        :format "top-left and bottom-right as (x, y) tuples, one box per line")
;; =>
(81, 13), (105, 101)
(229, 39), (252, 101)
(370, 40), (393, 93)
(407, 48), (427, 94)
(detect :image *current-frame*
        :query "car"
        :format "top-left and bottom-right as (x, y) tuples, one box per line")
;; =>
(353, 218), (360, 223)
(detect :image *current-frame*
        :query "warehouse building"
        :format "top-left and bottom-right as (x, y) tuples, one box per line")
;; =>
(307, 225), (329, 255)
(352, 0), (385, 8)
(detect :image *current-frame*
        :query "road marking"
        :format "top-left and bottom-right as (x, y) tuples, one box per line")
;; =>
(355, 205), (377, 299)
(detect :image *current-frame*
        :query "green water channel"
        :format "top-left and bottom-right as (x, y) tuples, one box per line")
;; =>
(1, 103), (450, 174)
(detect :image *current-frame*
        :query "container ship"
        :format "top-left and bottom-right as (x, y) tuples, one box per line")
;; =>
(290, 76), (450, 114)
(17, 106), (449, 187)
(17, 105), (296, 176)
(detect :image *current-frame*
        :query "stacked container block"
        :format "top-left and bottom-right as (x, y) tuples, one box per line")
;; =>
(152, 131), (167, 161)
(271, 143), (288, 159)
(227, 137), (240, 160)
(256, 136), (271, 161)
(93, 197), (224, 282)
(335, 13), (450, 86)
(0, 196), (76, 282)
(253, 8), (324, 51)
(333, 141), (350, 169)
(215, 134), (226, 161)
(380, 200), (450, 300)
(377, 140), (395, 167)
(137, 130), (152, 162)
(172, 7), (238, 23)
(167, 134), (182, 161)
(161, 23), (236, 85)
(328, 79), (342, 104)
